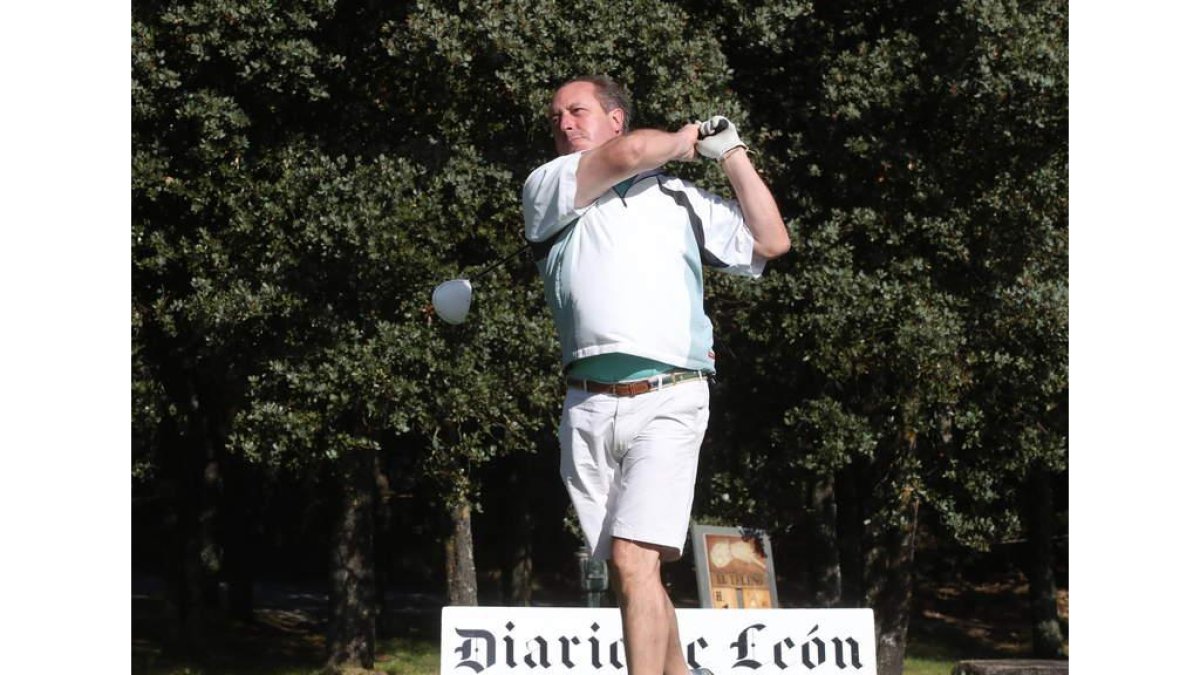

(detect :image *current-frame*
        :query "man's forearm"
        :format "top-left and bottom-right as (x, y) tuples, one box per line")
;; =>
(617, 128), (695, 172)
(574, 127), (697, 207)
(721, 149), (791, 259)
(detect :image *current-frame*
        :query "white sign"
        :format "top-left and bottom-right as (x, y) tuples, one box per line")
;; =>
(441, 606), (876, 674)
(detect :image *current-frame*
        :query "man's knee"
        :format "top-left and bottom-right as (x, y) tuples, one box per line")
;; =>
(611, 538), (667, 587)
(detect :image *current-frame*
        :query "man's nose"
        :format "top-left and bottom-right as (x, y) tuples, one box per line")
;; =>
(558, 115), (574, 131)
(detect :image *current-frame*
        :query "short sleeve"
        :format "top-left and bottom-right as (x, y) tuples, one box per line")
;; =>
(522, 152), (592, 243)
(689, 184), (767, 278)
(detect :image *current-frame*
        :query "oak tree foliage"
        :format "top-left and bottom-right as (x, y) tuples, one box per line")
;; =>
(133, 0), (1066, 668)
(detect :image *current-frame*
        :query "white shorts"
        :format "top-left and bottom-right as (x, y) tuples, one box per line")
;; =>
(558, 379), (710, 562)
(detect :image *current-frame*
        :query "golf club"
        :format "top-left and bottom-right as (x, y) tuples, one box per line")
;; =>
(431, 244), (529, 324)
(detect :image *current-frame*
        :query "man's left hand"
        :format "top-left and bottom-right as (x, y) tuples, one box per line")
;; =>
(696, 116), (747, 161)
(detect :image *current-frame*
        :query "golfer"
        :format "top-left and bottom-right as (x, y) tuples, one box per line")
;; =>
(522, 75), (789, 675)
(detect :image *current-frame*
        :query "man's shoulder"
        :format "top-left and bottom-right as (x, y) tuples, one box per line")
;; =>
(524, 152), (583, 187)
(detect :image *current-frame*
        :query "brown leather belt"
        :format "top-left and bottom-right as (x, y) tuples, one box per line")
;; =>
(566, 369), (707, 397)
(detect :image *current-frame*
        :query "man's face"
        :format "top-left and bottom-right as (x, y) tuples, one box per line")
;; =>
(547, 81), (624, 156)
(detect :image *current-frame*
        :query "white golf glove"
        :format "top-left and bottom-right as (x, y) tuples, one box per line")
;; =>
(696, 115), (747, 161)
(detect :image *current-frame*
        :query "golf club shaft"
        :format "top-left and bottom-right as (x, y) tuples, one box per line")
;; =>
(471, 244), (528, 281)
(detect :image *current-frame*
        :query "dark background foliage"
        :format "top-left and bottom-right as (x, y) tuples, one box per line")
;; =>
(132, 0), (1067, 671)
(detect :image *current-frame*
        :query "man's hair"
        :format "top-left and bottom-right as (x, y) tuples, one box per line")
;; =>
(561, 75), (634, 132)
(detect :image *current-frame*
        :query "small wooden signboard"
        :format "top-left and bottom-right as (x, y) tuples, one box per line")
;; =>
(690, 523), (779, 609)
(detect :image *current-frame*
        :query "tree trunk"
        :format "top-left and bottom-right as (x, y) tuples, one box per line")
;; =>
(506, 509), (534, 606)
(374, 453), (392, 625)
(326, 448), (378, 670)
(503, 461), (534, 606)
(865, 489), (920, 675)
(159, 444), (192, 650)
(148, 344), (238, 654)
(835, 464), (865, 607)
(160, 402), (223, 654)
(447, 500), (479, 605)
(1025, 468), (1066, 658)
(222, 456), (255, 622)
(194, 447), (223, 638)
(808, 474), (842, 607)
(178, 505), (209, 652)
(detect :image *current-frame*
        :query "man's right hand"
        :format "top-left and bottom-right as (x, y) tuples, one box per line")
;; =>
(674, 123), (701, 162)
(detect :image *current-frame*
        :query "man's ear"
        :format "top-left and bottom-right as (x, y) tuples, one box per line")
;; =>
(611, 108), (626, 134)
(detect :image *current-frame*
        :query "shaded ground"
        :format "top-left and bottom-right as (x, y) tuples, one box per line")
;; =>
(133, 577), (443, 674)
(908, 570), (1069, 661)
(134, 566), (1067, 673)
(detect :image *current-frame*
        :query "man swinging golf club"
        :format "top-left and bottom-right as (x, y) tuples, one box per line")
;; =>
(522, 75), (790, 675)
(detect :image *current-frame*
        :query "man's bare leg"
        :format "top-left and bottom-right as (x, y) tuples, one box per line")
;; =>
(611, 537), (689, 675)
(662, 585), (689, 674)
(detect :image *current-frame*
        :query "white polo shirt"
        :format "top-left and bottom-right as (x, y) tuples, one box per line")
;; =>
(522, 152), (764, 372)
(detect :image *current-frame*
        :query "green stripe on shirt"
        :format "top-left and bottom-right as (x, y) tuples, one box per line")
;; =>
(567, 353), (675, 383)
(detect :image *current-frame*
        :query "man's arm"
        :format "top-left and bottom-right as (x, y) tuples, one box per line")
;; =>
(719, 148), (791, 259)
(695, 117), (790, 259)
(573, 125), (699, 208)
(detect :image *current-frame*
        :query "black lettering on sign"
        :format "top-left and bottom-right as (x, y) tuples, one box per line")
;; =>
(447, 613), (870, 673)
(524, 636), (550, 668)
(559, 636), (580, 669)
(730, 623), (766, 669)
(686, 637), (709, 670)
(503, 622), (517, 668)
(454, 628), (496, 673)
(832, 637), (864, 670)
(590, 622), (603, 669)
(774, 636), (795, 669)
(610, 638), (625, 670)
(801, 625), (826, 669)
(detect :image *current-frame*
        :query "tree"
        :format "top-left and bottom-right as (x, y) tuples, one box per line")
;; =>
(134, 2), (1066, 671)
(134, 0), (740, 667)
(689, 0), (1067, 671)
(133, 0), (347, 645)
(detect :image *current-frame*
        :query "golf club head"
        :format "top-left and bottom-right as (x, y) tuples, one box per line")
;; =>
(432, 279), (473, 324)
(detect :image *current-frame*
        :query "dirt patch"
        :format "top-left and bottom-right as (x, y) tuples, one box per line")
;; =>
(908, 571), (1069, 660)
(133, 599), (327, 673)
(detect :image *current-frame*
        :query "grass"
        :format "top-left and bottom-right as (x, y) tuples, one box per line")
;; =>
(371, 638), (440, 675)
(903, 656), (956, 675)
